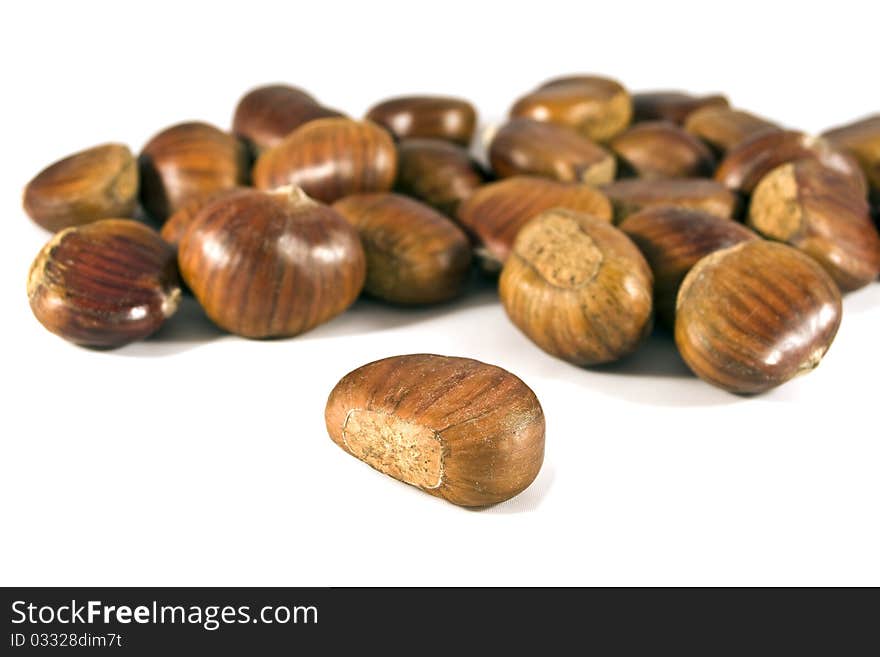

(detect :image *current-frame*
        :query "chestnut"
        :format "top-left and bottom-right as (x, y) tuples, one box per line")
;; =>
(675, 240), (842, 394)
(332, 193), (472, 304)
(822, 114), (880, 198)
(499, 208), (653, 365)
(600, 178), (738, 222)
(232, 83), (344, 154)
(632, 91), (729, 125)
(619, 206), (758, 327)
(365, 95), (477, 146)
(252, 118), (397, 203)
(27, 219), (181, 348)
(325, 354), (545, 507)
(684, 106), (780, 153)
(748, 158), (880, 291)
(159, 187), (250, 247)
(715, 130), (868, 196)
(488, 118), (616, 185)
(139, 121), (250, 223)
(23, 143), (137, 232)
(177, 186), (365, 338)
(609, 120), (716, 179)
(456, 176), (612, 270)
(394, 139), (486, 216)
(509, 74), (633, 142)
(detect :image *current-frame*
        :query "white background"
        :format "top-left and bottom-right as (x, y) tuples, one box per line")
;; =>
(1, 0), (878, 586)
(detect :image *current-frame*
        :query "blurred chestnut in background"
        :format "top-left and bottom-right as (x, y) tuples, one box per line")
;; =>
(632, 91), (729, 125)
(394, 139), (485, 216)
(23, 143), (138, 232)
(601, 178), (738, 222)
(178, 186), (365, 338)
(253, 118), (397, 203)
(609, 121), (715, 179)
(684, 106), (780, 154)
(366, 95), (477, 146)
(139, 121), (250, 223)
(822, 114), (880, 199)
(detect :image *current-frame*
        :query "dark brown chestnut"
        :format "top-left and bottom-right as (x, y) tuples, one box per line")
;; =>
(748, 158), (880, 291)
(675, 240), (842, 394)
(684, 106), (780, 153)
(600, 178), (738, 222)
(619, 207), (758, 327)
(252, 118), (397, 203)
(394, 139), (486, 216)
(139, 121), (250, 223)
(488, 118), (616, 185)
(509, 75), (633, 143)
(632, 91), (729, 125)
(822, 114), (880, 198)
(177, 186), (365, 338)
(365, 95), (477, 146)
(23, 143), (138, 232)
(332, 193), (472, 304)
(232, 84), (344, 154)
(27, 219), (181, 348)
(499, 209), (653, 365)
(456, 176), (612, 270)
(609, 121), (716, 179)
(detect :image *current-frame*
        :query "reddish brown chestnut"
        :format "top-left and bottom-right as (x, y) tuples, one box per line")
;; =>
(159, 187), (250, 247)
(252, 118), (397, 203)
(632, 91), (729, 125)
(500, 209), (653, 365)
(394, 139), (485, 215)
(365, 96), (477, 146)
(23, 143), (138, 232)
(748, 158), (880, 291)
(601, 178), (738, 222)
(27, 219), (180, 348)
(232, 84), (344, 153)
(325, 354), (545, 507)
(675, 241), (842, 394)
(178, 186), (365, 338)
(684, 106), (780, 153)
(139, 121), (250, 222)
(609, 121), (716, 179)
(822, 114), (880, 196)
(488, 118), (616, 185)
(509, 75), (633, 143)
(332, 193), (471, 304)
(456, 176), (613, 270)
(619, 207), (758, 327)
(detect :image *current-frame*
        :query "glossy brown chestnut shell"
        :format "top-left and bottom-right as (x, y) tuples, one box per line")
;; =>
(488, 118), (616, 185)
(23, 143), (138, 232)
(325, 354), (545, 507)
(609, 120), (716, 179)
(632, 91), (729, 125)
(332, 193), (472, 304)
(675, 240), (842, 394)
(822, 114), (880, 197)
(177, 186), (366, 338)
(619, 206), (758, 327)
(27, 219), (181, 348)
(394, 139), (485, 215)
(500, 209), (653, 365)
(365, 95), (477, 146)
(684, 106), (780, 153)
(456, 176), (613, 270)
(232, 84), (344, 153)
(159, 187), (250, 247)
(748, 158), (880, 291)
(138, 121), (250, 223)
(252, 118), (397, 203)
(601, 178), (738, 222)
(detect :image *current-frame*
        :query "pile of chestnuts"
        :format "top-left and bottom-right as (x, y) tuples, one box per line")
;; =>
(23, 77), (880, 505)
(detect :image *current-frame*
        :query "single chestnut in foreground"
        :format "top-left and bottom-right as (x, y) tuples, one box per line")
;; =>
(332, 193), (471, 304)
(601, 178), (737, 222)
(456, 176), (612, 270)
(675, 241), (842, 394)
(325, 354), (545, 506)
(23, 143), (138, 232)
(232, 84), (344, 153)
(632, 91), (729, 125)
(488, 118), (616, 185)
(178, 186), (365, 338)
(684, 106), (780, 153)
(748, 159), (880, 291)
(500, 209), (653, 365)
(510, 75), (633, 142)
(620, 207), (758, 327)
(394, 139), (485, 215)
(139, 121), (249, 222)
(27, 219), (180, 348)
(365, 95), (477, 145)
(609, 121), (715, 179)
(253, 118), (397, 203)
